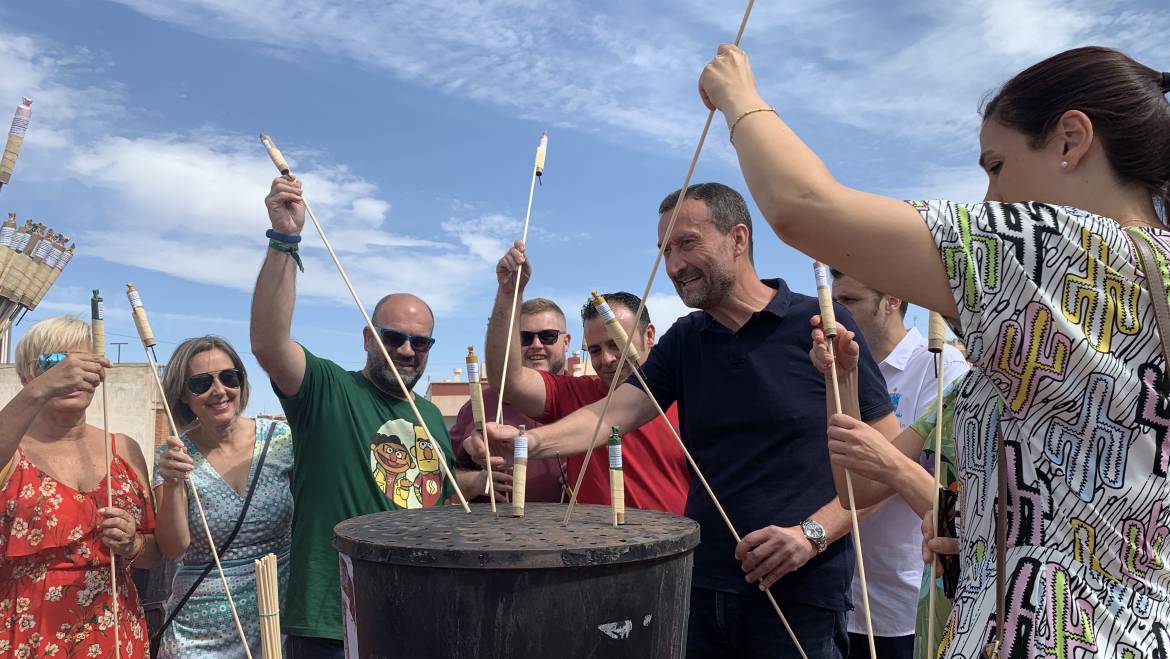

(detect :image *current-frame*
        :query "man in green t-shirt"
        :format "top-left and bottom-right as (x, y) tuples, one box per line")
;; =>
(252, 174), (456, 658)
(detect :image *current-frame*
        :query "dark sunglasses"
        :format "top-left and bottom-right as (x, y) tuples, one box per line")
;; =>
(186, 368), (244, 396)
(520, 329), (563, 346)
(377, 327), (436, 352)
(37, 352), (67, 372)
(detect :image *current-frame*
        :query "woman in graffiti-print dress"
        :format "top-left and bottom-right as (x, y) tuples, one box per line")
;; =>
(700, 44), (1170, 656)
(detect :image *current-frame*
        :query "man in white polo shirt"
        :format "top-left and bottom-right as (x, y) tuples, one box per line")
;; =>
(831, 270), (968, 659)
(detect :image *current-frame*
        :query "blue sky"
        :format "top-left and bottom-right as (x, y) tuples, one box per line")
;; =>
(3, 0), (1167, 415)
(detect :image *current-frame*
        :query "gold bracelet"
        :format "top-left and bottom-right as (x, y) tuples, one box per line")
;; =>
(729, 107), (776, 145)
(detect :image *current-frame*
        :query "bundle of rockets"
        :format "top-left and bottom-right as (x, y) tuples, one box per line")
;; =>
(0, 96), (75, 334)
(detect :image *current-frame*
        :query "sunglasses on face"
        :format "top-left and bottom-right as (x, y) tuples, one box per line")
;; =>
(376, 327), (436, 353)
(36, 352), (67, 372)
(186, 368), (244, 396)
(520, 329), (563, 347)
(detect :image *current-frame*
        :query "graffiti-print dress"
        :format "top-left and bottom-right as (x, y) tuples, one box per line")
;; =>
(0, 436), (155, 658)
(916, 201), (1170, 657)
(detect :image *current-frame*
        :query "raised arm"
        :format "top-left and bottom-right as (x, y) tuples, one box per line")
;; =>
(484, 241), (549, 419)
(250, 176), (307, 397)
(699, 45), (958, 319)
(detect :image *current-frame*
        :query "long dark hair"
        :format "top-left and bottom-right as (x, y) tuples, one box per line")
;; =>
(983, 46), (1170, 213)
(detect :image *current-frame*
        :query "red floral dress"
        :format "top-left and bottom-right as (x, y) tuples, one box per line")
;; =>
(0, 435), (155, 658)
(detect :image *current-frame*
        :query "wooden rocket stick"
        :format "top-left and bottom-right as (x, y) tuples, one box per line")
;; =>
(565, 291), (643, 522)
(258, 134), (469, 512)
(0, 97), (32, 189)
(465, 346), (497, 512)
(813, 261), (876, 659)
(493, 132), (547, 426)
(125, 283), (254, 658)
(254, 553), (282, 659)
(926, 311), (947, 657)
(512, 425), (528, 517)
(623, 361), (808, 659)
(563, 0), (756, 526)
(91, 290), (119, 659)
(607, 426), (624, 526)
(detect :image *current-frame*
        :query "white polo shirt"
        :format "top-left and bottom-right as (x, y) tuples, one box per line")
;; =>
(847, 327), (968, 637)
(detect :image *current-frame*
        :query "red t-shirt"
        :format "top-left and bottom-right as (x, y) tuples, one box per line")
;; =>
(451, 387), (565, 503)
(536, 371), (690, 515)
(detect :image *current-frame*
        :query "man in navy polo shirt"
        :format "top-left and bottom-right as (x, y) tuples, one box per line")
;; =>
(467, 183), (900, 658)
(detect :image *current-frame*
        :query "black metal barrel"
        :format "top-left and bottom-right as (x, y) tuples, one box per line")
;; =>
(334, 502), (700, 658)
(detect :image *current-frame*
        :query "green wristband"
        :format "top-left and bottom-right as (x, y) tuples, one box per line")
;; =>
(269, 239), (304, 272)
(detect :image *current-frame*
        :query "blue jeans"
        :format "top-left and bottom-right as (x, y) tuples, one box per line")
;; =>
(285, 635), (344, 659)
(688, 588), (849, 658)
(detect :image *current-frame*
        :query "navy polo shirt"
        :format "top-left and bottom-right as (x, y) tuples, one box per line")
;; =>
(630, 278), (892, 611)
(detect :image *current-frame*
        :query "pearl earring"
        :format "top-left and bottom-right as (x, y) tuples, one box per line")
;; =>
(1060, 160), (1069, 169)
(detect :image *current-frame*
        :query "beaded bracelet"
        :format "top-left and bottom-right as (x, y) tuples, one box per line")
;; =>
(266, 228), (302, 244)
(729, 107), (777, 145)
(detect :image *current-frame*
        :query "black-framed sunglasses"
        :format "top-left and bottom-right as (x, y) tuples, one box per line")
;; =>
(376, 327), (436, 352)
(520, 329), (563, 346)
(186, 368), (244, 396)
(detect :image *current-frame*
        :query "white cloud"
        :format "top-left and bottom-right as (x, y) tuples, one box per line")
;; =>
(65, 133), (532, 315)
(104, 0), (1170, 166)
(646, 292), (694, 331)
(0, 30), (123, 180)
(109, 0), (708, 149)
(743, 0), (1170, 145)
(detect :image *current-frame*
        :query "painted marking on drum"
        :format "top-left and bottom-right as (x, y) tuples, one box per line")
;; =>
(598, 620), (634, 639)
(643, 614), (653, 627)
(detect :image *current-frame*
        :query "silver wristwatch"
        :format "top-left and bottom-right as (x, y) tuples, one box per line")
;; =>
(800, 519), (827, 554)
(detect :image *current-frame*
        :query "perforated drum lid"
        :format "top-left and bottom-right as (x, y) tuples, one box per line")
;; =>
(334, 503), (699, 569)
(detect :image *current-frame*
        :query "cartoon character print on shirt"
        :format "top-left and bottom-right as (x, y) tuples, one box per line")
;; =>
(368, 418), (444, 508)
(410, 426), (443, 508)
(370, 432), (414, 508)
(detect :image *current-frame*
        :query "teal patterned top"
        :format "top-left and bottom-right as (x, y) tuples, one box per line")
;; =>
(152, 418), (294, 658)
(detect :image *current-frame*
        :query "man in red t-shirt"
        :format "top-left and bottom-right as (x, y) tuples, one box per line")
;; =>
(482, 241), (690, 514)
(451, 297), (571, 503)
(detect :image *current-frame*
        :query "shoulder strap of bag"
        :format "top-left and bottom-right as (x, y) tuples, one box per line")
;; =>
(1129, 228), (1170, 365)
(984, 228), (1170, 659)
(150, 421), (278, 649)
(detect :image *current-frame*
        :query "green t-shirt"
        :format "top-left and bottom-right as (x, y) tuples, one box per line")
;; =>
(277, 346), (455, 641)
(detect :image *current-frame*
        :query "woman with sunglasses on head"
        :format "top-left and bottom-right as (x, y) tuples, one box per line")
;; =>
(699, 44), (1170, 657)
(0, 316), (159, 658)
(153, 336), (293, 658)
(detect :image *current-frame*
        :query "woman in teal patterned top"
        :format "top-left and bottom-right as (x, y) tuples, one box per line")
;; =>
(153, 337), (294, 658)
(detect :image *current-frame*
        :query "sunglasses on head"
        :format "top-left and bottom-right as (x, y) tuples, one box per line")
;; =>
(186, 368), (243, 396)
(376, 327), (436, 353)
(36, 352), (67, 372)
(520, 329), (563, 347)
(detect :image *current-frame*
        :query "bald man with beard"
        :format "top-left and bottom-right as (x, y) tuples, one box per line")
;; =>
(251, 175), (457, 658)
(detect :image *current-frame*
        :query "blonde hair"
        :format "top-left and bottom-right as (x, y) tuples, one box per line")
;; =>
(14, 316), (92, 383)
(161, 336), (251, 429)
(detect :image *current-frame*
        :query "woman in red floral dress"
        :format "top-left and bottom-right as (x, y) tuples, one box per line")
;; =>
(0, 317), (159, 658)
